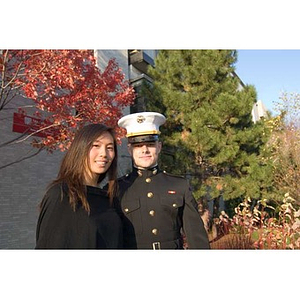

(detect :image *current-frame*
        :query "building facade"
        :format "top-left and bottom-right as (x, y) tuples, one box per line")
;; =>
(251, 99), (268, 123)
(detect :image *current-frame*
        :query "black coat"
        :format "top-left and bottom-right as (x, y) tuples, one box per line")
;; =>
(117, 167), (210, 249)
(36, 183), (123, 249)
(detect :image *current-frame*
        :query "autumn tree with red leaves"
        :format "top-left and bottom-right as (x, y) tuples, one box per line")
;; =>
(0, 50), (135, 165)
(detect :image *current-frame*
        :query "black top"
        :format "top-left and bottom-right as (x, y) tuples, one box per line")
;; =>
(36, 183), (123, 249)
(117, 167), (210, 249)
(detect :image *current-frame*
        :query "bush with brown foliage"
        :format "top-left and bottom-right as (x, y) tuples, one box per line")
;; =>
(209, 194), (300, 249)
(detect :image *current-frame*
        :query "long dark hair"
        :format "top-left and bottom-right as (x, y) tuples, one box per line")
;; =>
(49, 124), (118, 213)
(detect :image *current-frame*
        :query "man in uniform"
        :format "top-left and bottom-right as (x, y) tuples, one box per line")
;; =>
(117, 111), (210, 249)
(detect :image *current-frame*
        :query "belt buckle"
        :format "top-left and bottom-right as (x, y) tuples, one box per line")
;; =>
(152, 242), (161, 250)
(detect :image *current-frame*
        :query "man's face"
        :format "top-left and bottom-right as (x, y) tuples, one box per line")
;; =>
(128, 141), (162, 169)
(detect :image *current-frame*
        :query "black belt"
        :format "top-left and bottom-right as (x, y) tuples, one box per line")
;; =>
(138, 238), (183, 250)
(152, 242), (161, 250)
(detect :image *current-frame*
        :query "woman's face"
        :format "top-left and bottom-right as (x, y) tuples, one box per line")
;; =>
(85, 131), (115, 185)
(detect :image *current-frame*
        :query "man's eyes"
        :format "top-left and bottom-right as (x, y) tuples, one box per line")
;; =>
(135, 143), (155, 148)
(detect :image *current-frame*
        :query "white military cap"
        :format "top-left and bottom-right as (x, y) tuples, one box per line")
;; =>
(118, 112), (166, 143)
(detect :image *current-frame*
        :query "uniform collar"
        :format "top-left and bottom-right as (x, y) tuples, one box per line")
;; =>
(133, 165), (159, 178)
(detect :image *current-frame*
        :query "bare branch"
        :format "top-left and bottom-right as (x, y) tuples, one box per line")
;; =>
(0, 86), (21, 110)
(0, 131), (30, 149)
(0, 147), (44, 170)
(13, 122), (60, 144)
(2, 60), (24, 90)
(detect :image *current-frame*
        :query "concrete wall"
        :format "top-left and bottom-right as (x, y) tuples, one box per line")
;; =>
(0, 95), (64, 249)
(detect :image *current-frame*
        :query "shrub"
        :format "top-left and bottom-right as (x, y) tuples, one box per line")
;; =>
(210, 194), (300, 249)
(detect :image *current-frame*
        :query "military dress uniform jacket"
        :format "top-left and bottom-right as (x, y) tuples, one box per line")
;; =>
(117, 167), (210, 249)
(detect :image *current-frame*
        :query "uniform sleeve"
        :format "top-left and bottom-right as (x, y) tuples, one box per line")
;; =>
(182, 183), (210, 249)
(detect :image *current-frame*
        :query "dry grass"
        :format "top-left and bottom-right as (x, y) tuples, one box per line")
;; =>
(210, 233), (255, 249)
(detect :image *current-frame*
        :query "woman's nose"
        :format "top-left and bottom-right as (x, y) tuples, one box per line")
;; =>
(99, 148), (107, 157)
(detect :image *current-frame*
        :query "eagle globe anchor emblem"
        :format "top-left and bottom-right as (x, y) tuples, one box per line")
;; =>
(136, 115), (146, 123)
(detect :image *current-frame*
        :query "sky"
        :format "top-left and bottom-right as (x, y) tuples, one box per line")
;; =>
(235, 50), (300, 115)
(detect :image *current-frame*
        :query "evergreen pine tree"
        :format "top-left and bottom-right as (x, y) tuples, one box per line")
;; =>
(144, 50), (274, 213)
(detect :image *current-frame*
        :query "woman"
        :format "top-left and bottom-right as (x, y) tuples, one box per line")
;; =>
(35, 124), (123, 249)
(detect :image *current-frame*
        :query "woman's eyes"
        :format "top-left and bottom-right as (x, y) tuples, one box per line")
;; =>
(92, 144), (114, 151)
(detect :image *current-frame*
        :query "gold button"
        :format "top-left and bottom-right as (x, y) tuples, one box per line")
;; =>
(172, 203), (177, 208)
(152, 228), (158, 235)
(124, 208), (129, 213)
(146, 178), (151, 183)
(149, 210), (155, 216)
(147, 192), (154, 198)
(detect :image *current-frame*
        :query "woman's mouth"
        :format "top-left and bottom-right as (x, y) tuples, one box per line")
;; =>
(95, 160), (108, 166)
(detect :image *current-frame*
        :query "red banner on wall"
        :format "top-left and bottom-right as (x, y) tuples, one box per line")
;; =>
(12, 113), (49, 138)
